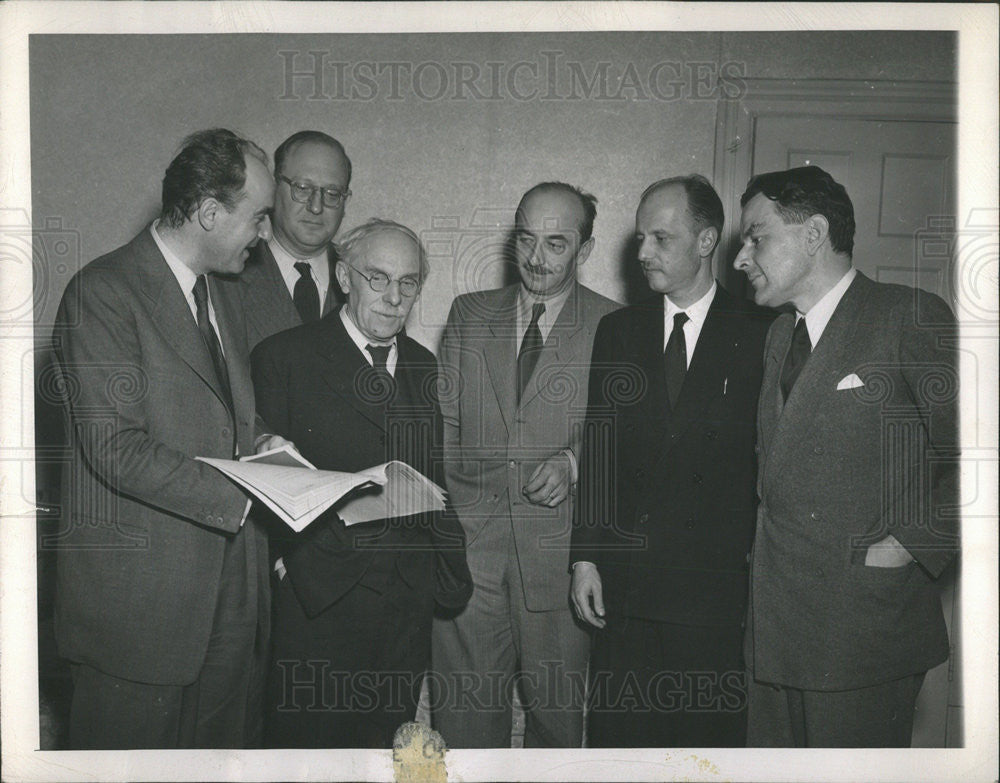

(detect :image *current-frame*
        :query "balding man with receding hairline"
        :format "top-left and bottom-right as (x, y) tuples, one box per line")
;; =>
(571, 174), (773, 747)
(432, 182), (619, 747)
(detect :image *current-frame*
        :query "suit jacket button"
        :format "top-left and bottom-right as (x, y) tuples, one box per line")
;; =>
(638, 513), (649, 524)
(810, 511), (818, 520)
(508, 461), (516, 469)
(692, 472), (702, 484)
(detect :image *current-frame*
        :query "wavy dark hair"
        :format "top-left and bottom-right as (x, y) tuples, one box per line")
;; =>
(741, 165), (856, 256)
(160, 129), (268, 228)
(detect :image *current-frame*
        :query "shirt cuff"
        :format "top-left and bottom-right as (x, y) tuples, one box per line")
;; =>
(562, 448), (578, 484)
(572, 560), (596, 570)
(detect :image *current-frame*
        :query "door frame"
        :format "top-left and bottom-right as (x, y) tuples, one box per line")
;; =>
(711, 78), (957, 292)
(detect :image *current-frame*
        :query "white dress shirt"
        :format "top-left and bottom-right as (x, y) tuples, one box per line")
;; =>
(663, 280), (717, 367)
(269, 237), (331, 312)
(340, 307), (398, 377)
(797, 267), (857, 347)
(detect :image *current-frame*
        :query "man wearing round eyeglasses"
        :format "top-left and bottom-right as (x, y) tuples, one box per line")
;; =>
(237, 130), (352, 349)
(250, 219), (472, 748)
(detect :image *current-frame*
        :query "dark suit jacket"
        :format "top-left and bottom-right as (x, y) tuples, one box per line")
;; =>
(572, 284), (773, 628)
(439, 282), (619, 610)
(746, 272), (959, 691)
(250, 311), (472, 620)
(51, 228), (269, 685)
(235, 241), (340, 351)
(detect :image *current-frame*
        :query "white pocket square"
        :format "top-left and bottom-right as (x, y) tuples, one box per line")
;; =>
(837, 373), (865, 390)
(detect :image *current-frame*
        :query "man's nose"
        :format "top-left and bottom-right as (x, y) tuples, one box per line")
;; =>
(383, 280), (403, 306)
(307, 188), (324, 215)
(733, 244), (751, 270)
(637, 236), (653, 262)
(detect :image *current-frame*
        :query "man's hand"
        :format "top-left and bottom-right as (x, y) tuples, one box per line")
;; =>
(571, 562), (606, 629)
(864, 534), (915, 567)
(522, 452), (572, 507)
(255, 434), (295, 454)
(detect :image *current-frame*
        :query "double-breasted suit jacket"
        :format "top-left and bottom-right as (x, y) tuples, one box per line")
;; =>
(571, 284), (773, 628)
(746, 272), (959, 691)
(251, 311), (473, 618)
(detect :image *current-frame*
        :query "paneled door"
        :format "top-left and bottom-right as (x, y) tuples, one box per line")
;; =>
(714, 79), (960, 747)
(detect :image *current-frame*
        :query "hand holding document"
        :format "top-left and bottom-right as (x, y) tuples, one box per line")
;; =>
(197, 444), (446, 532)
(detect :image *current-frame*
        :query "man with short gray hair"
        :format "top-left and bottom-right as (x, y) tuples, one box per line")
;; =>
(252, 218), (471, 748)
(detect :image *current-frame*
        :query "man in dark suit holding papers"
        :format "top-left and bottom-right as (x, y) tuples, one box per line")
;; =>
(251, 218), (472, 748)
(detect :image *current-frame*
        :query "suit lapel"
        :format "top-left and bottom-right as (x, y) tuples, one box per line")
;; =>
(766, 274), (874, 479)
(519, 284), (588, 408)
(245, 243), (302, 330)
(314, 311), (389, 431)
(484, 287), (519, 432)
(662, 287), (736, 444)
(134, 230), (231, 411)
(321, 245), (339, 316)
(628, 297), (670, 423)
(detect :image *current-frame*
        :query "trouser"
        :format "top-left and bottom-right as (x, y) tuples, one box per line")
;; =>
(431, 514), (589, 748)
(746, 672), (926, 747)
(68, 528), (266, 749)
(265, 553), (431, 749)
(587, 616), (747, 748)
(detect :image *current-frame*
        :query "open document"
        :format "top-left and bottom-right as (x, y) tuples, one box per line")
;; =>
(197, 444), (446, 532)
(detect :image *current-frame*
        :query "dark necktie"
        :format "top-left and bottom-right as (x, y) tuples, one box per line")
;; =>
(517, 302), (545, 404)
(365, 343), (395, 404)
(780, 317), (812, 402)
(293, 261), (321, 323)
(193, 275), (234, 420)
(664, 311), (689, 409)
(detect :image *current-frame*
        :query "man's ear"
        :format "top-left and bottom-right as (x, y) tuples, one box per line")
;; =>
(334, 259), (351, 293)
(576, 236), (595, 266)
(197, 199), (219, 231)
(804, 214), (830, 255)
(697, 226), (719, 259)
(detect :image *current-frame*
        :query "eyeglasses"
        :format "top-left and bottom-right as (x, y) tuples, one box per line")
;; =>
(277, 175), (351, 209)
(348, 264), (421, 297)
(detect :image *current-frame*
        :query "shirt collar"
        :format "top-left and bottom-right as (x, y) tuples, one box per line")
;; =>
(517, 282), (574, 325)
(800, 267), (857, 346)
(150, 220), (199, 298)
(340, 306), (396, 359)
(664, 280), (716, 327)
(269, 237), (330, 286)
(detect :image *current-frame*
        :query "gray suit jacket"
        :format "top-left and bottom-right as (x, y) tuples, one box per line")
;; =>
(439, 282), (619, 610)
(51, 228), (269, 685)
(235, 241), (339, 351)
(747, 271), (959, 691)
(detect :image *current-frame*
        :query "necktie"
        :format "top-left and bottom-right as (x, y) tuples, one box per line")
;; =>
(293, 261), (321, 323)
(193, 275), (234, 420)
(780, 317), (812, 402)
(517, 302), (546, 404)
(664, 311), (689, 409)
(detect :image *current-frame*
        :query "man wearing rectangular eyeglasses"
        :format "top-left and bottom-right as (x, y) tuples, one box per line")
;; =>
(250, 219), (472, 747)
(234, 130), (352, 350)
